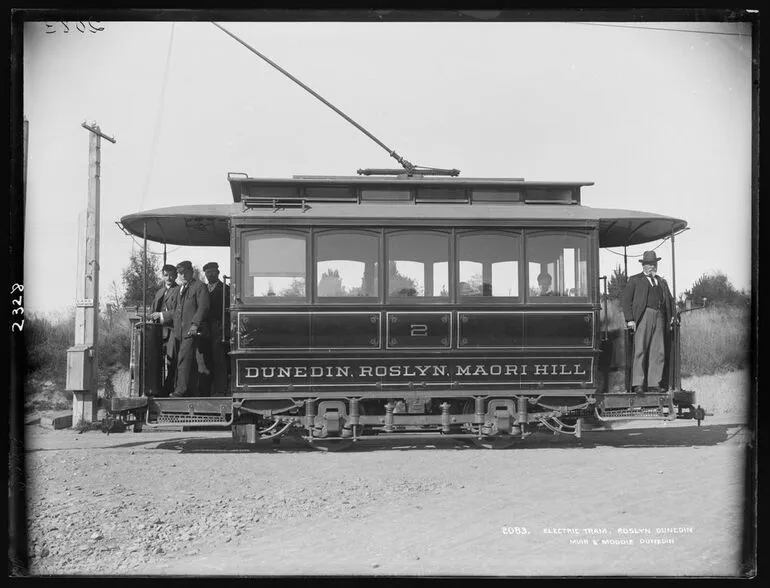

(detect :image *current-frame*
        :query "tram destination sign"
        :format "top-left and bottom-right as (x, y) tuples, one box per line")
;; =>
(236, 356), (594, 388)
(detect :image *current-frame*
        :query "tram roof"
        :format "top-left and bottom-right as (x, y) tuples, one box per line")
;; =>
(119, 202), (687, 248)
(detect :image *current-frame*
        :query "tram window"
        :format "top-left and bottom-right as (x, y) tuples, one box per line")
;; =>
(243, 232), (307, 300)
(415, 188), (467, 202)
(387, 231), (450, 300)
(360, 189), (411, 202)
(524, 188), (575, 204)
(316, 231), (379, 298)
(457, 231), (520, 298)
(526, 233), (588, 300)
(471, 189), (522, 203)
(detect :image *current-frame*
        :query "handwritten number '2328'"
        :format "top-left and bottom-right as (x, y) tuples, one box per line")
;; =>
(45, 21), (104, 34)
(11, 283), (24, 332)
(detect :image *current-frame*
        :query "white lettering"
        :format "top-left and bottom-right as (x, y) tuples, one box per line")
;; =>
(473, 365), (488, 376)
(375, 366), (387, 377)
(573, 363), (587, 375)
(432, 365), (447, 376)
(359, 366), (373, 377)
(504, 365), (518, 376)
(278, 367), (292, 378)
(294, 367), (307, 378)
(534, 364), (548, 376)
(245, 367), (259, 378)
(335, 366), (350, 378)
(559, 364), (573, 375)
(311, 367), (324, 377)
(489, 364), (502, 376)
(456, 365), (472, 376)
(389, 366), (402, 376)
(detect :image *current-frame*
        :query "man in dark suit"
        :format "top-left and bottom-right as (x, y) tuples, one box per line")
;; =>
(170, 260), (210, 397)
(202, 261), (231, 396)
(149, 264), (179, 396)
(621, 250), (674, 393)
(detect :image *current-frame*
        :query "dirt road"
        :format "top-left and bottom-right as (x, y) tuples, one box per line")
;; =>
(21, 415), (752, 577)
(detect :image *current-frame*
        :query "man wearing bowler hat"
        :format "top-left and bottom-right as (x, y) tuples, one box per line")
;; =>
(621, 250), (674, 394)
(202, 261), (230, 396)
(171, 260), (210, 397)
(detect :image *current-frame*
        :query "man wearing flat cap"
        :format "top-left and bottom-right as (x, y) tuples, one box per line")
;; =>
(202, 261), (230, 396)
(170, 260), (210, 397)
(621, 250), (674, 394)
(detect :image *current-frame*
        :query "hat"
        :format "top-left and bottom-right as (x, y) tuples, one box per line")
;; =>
(175, 260), (192, 271)
(202, 262), (219, 272)
(161, 264), (177, 274)
(639, 251), (662, 264)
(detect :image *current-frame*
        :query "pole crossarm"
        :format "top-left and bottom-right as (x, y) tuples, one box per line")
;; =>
(82, 121), (117, 144)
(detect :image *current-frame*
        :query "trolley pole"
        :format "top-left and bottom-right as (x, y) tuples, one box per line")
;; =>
(67, 122), (116, 424)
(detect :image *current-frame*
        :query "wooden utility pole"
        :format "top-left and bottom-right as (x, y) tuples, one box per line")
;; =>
(66, 122), (116, 424)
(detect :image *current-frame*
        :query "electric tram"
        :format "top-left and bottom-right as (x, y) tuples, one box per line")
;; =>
(112, 170), (705, 450)
(108, 23), (706, 449)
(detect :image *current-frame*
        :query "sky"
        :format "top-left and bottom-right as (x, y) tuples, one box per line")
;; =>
(21, 17), (754, 315)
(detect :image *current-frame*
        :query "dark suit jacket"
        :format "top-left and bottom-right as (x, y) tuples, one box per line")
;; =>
(152, 284), (179, 344)
(152, 285), (179, 355)
(172, 279), (210, 340)
(206, 281), (231, 342)
(622, 272), (673, 325)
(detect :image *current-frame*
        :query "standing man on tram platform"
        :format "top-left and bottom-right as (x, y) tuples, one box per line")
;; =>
(621, 250), (675, 394)
(170, 260), (210, 397)
(202, 261), (230, 396)
(149, 264), (179, 396)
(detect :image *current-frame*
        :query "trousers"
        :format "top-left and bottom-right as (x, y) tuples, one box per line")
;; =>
(173, 335), (209, 396)
(631, 307), (666, 388)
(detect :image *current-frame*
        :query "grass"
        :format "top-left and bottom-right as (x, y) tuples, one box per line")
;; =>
(679, 305), (750, 376)
(682, 369), (751, 421)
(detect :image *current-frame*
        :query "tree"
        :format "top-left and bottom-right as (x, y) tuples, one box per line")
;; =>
(683, 272), (748, 307)
(121, 248), (162, 309)
(605, 265), (628, 301)
(388, 261), (418, 296)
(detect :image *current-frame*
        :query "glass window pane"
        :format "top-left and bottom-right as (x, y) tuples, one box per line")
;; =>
(457, 232), (520, 297)
(387, 231), (450, 299)
(526, 233), (588, 298)
(244, 232), (306, 298)
(316, 231), (379, 298)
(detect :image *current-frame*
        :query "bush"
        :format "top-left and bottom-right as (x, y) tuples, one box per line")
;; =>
(24, 306), (133, 406)
(682, 272), (749, 308)
(24, 309), (75, 387)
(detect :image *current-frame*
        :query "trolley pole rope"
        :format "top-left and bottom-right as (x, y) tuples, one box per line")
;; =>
(211, 22), (415, 173)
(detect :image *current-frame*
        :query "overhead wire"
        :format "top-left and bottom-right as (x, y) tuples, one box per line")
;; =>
(138, 22), (176, 212)
(571, 22), (750, 37)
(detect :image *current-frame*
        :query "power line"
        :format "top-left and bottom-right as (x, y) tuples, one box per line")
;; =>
(572, 22), (749, 37)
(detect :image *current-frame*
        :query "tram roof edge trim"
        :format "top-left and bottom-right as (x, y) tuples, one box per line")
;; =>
(227, 175), (595, 202)
(119, 203), (686, 248)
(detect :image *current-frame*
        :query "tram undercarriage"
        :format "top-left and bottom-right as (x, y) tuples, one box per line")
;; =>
(108, 387), (705, 451)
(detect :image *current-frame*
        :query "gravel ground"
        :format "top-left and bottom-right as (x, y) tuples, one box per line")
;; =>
(19, 413), (754, 578)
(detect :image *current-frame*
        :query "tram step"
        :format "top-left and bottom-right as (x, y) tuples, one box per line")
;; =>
(597, 408), (674, 420)
(153, 412), (231, 425)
